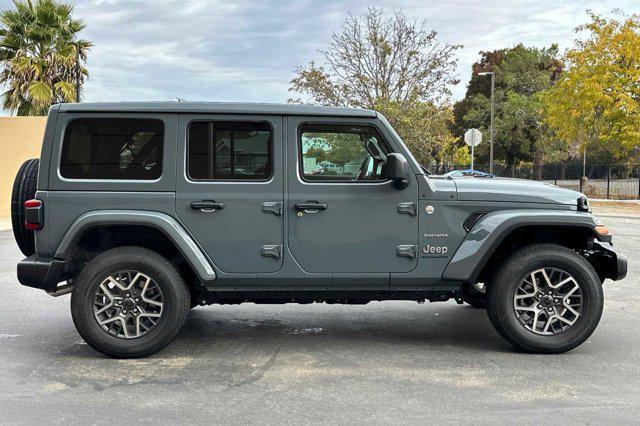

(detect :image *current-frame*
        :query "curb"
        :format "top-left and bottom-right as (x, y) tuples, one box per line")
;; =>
(591, 199), (640, 204)
(592, 213), (640, 220)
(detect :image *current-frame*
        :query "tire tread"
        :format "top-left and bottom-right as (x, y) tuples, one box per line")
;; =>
(71, 246), (191, 358)
(11, 158), (39, 256)
(486, 243), (603, 354)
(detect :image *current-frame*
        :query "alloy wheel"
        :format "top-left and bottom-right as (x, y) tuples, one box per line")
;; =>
(92, 270), (164, 339)
(513, 267), (584, 335)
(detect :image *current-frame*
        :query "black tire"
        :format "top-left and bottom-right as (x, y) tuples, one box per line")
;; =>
(462, 285), (486, 309)
(486, 244), (603, 354)
(464, 296), (486, 309)
(11, 158), (39, 256)
(71, 246), (191, 358)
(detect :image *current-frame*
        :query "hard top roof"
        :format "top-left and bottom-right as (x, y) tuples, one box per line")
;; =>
(57, 101), (377, 117)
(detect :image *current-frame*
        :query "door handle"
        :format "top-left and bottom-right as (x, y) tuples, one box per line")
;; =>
(191, 200), (224, 212)
(294, 202), (328, 213)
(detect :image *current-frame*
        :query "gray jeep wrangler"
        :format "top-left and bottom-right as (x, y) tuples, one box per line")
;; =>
(12, 102), (626, 358)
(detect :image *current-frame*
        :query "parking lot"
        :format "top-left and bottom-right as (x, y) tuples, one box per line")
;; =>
(0, 216), (639, 424)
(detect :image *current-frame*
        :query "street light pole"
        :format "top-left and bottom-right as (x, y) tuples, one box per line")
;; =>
(478, 71), (495, 174)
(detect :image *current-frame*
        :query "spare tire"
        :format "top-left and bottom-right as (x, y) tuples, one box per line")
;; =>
(11, 159), (39, 256)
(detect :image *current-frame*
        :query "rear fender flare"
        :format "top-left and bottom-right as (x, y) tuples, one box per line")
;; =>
(442, 209), (598, 283)
(54, 210), (215, 282)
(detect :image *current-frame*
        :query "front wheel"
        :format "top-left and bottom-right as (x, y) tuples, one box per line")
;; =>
(462, 284), (486, 309)
(71, 246), (191, 358)
(486, 244), (603, 354)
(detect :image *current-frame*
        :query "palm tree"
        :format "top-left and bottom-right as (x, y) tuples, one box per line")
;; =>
(0, 0), (91, 115)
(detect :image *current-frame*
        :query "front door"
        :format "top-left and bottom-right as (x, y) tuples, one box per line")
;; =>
(286, 116), (419, 275)
(176, 114), (284, 274)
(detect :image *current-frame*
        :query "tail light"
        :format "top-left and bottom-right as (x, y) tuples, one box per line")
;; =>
(24, 199), (43, 231)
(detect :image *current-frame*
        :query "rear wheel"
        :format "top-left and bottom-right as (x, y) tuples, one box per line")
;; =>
(71, 246), (191, 358)
(11, 158), (39, 256)
(486, 244), (603, 354)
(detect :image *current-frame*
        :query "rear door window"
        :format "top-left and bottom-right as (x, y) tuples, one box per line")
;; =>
(60, 118), (164, 180)
(187, 121), (272, 180)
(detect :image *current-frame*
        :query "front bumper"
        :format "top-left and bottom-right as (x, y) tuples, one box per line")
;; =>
(591, 240), (627, 281)
(17, 255), (78, 294)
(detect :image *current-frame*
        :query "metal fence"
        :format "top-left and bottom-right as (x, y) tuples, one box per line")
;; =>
(430, 163), (640, 200)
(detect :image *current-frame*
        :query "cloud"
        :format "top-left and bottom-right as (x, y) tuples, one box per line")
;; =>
(0, 0), (637, 109)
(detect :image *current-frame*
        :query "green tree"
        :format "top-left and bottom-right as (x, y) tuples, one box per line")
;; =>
(374, 99), (456, 165)
(304, 146), (328, 164)
(452, 145), (470, 165)
(541, 12), (640, 164)
(0, 0), (91, 115)
(289, 7), (462, 166)
(304, 132), (365, 169)
(453, 44), (565, 169)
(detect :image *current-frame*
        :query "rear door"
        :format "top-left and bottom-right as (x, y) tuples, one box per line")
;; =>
(286, 116), (419, 276)
(176, 115), (284, 274)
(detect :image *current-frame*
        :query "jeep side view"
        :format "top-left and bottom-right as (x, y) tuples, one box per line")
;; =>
(12, 102), (627, 358)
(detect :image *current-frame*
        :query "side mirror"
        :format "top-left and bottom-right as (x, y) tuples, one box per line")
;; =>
(383, 153), (409, 190)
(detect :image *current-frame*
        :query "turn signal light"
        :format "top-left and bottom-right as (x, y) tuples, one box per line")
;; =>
(594, 225), (609, 236)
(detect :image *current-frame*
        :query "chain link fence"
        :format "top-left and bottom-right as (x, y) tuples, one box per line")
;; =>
(430, 163), (640, 199)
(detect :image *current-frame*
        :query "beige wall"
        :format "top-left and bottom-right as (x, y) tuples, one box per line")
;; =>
(0, 117), (46, 219)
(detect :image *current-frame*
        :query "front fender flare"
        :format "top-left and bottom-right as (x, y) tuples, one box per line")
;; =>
(442, 209), (598, 283)
(54, 210), (215, 282)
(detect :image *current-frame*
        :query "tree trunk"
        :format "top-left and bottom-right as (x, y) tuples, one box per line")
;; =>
(533, 152), (543, 181)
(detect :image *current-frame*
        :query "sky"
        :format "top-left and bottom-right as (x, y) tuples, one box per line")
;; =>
(0, 0), (638, 112)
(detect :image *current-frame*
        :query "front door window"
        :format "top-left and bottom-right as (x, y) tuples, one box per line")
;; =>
(299, 125), (388, 182)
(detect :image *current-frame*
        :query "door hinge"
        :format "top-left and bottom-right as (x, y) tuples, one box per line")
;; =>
(262, 201), (283, 215)
(397, 202), (417, 216)
(396, 245), (417, 258)
(261, 244), (283, 258)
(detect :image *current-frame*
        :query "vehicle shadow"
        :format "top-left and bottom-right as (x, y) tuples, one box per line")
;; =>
(173, 303), (510, 352)
(25, 304), (518, 389)
(60, 303), (513, 361)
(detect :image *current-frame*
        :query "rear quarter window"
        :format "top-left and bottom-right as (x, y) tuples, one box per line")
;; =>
(60, 118), (164, 180)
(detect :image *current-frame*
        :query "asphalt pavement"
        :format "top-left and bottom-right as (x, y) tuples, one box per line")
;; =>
(1, 216), (639, 424)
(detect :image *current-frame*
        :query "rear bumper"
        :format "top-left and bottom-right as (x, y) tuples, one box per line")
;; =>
(17, 255), (77, 294)
(592, 240), (627, 281)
